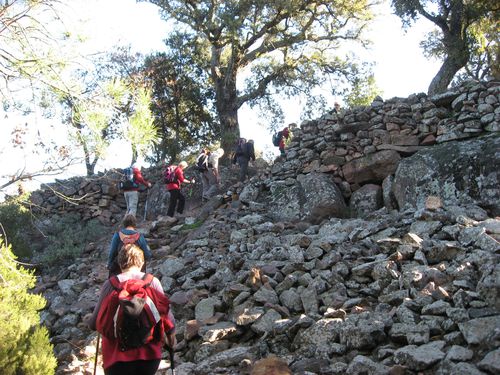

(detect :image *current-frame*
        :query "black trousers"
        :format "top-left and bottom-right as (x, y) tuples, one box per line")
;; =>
(105, 359), (161, 375)
(167, 189), (185, 217)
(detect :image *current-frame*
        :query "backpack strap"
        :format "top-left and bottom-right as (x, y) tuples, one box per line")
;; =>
(118, 231), (141, 244)
(109, 275), (122, 290)
(142, 273), (154, 287)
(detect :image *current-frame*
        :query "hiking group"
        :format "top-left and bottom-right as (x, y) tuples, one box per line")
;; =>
(85, 130), (297, 373)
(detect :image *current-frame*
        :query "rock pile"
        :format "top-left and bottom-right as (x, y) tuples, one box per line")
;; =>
(38, 195), (500, 374)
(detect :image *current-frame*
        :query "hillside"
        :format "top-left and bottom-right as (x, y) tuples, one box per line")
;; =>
(30, 79), (499, 375)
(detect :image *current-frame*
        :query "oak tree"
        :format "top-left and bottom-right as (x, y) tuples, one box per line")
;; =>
(145, 0), (373, 153)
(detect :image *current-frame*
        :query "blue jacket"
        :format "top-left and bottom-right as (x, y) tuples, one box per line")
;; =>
(107, 229), (152, 269)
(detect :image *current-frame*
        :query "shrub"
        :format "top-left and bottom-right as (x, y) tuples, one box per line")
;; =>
(36, 214), (106, 267)
(0, 240), (57, 375)
(0, 193), (33, 259)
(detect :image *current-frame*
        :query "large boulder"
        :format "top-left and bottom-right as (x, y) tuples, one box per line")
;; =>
(342, 150), (401, 184)
(393, 135), (500, 215)
(268, 173), (347, 222)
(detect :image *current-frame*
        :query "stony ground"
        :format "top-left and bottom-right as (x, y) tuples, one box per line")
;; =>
(36, 188), (500, 375)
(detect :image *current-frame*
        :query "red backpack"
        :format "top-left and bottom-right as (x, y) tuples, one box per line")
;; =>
(164, 165), (178, 184)
(96, 274), (173, 351)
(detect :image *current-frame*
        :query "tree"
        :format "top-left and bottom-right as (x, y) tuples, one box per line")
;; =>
(0, 0), (64, 101)
(124, 85), (160, 164)
(453, 16), (499, 82)
(391, 0), (500, 95)
(0, 238), (57, 375)
(142, 33), (217, 164)
(58, 77), (128, 176)
(145, 0), (373, 153)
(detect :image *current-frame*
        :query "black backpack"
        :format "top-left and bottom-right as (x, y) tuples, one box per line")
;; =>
(272, 131), (283, 147)
(235, 138), (247, 156)
(196, 153), (209, 171)
(120, 167), (138, 190)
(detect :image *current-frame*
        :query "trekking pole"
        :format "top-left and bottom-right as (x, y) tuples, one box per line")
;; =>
(93, 333), (100, 375)
(169, 346), (175, 375)
(144, 188), (149, 221)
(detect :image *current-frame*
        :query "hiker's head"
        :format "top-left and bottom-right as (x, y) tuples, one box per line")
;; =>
(118, 243), (144, 271)
(179, 161), (188, 169)
(122, 214), (137, 228)
(132, 162), (141, 169)
(247, 140), (254, 144)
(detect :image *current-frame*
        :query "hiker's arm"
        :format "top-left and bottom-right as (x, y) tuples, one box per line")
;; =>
(85, 280), (113, 330)
(107, 233), (120, 269)
(134, 168), (151, 187)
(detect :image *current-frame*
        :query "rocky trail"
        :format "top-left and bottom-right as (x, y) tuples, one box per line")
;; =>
(36, 190), (500, 375)
(29, 79), (500, 375)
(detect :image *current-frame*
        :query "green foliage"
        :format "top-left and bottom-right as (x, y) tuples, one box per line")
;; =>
(0, 240), (57, 375)
(146, 0), (374, 150)
(344, 74), (381, 107)
(142, 35), (218, 164)
(37, 214), (106, 267)
(0, 193), (33, 259)
(391, 0), (499, 93)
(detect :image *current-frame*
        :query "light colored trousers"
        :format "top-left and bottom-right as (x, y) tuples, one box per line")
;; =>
(124, 190), (139, 216)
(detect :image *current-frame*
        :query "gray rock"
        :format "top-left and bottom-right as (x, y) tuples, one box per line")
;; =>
(393, 341), (446, 371)
(393, 135), (500, 213)
(446, 345), (474, 361)
(459, 316), (500, 345)
(346, 355), (390, 375)
(478, 348), (500, 374)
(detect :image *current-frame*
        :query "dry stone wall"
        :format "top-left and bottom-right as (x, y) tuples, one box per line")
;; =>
(272, 79), (500, 199)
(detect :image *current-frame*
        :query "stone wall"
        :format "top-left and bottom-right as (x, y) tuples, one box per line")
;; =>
(272, 79), (500, 199)
(29, 79), (499, 224)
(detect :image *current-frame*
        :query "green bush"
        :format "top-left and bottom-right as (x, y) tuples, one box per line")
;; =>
(0, 240), (57, 375)
(37, 214), (106, 267)
(0, 193), (33, 259)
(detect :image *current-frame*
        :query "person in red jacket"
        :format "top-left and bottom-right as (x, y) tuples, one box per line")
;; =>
(123, 163), (151, 216)
(86, 244), (175, 375)
(279, 127), (290, 157)
(166, 161), (194, 218)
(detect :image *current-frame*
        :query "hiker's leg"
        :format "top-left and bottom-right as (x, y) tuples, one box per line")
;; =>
(201, 171), (210, 199)
(206, 170), (217, 197)
(177, 191), (186, 214)
(239, 157), (249, 181)
(105, 359), (160, 375)
(167, 189), (179, 217)
(124, 191), (131, 214)
(127, 191), (139, 216)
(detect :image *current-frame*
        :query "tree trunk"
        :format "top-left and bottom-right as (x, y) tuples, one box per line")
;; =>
(428, 18), (469, 95)
(214, 71), (240, 158)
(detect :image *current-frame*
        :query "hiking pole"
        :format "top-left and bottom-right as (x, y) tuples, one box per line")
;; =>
(93, 333), (100, 375)
(169, 346), (175, 375)
(144, 188), (149, 221)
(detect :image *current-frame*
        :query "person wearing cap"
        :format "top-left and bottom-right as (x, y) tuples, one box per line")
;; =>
(204, 148), (224, 200)
(124, 162), (152, 216)
(166, 161), (194, 218)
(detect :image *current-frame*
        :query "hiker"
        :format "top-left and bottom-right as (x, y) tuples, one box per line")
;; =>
(278, 127), (290, 157)
(196, 148), (211, 201)
(166, 161), (194, 218)
(107, 214), (152, 277)
(203, 147), (224, 200)
(86, 244), (176, 375)
(122, 162), (152, 216)
(232, 138), (255, 182)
